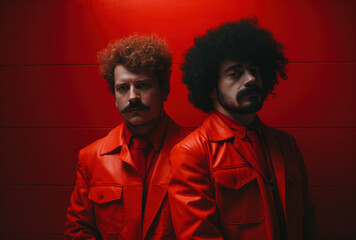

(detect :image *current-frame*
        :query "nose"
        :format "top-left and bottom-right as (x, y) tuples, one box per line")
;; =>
(243, 70), (257, 86)
(128, 86), (141, 103)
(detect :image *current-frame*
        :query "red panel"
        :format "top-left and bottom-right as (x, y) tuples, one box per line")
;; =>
(0, 234), (65, 240)
(282, 128), (356, 186)
(322, 238), (356, 240)
(0, 128), (110, 185)
(311, 186), (356, 238)
(0, 65), (121, 127)
(0, 64), (206, 127)
(0, 0), (354, 65)
(0, 185), (73, 234)
(259, 62), (356, 128)
(1, 63), (354, 128)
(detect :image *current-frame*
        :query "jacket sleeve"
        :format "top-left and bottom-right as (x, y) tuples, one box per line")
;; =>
(64, 150), (99, 239)
(293, 137), (318, 240)
(168, 139), (224, 240)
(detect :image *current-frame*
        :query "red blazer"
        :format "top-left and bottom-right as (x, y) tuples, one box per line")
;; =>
(168, 113), (316, 240)
(65, 116), (187, 239)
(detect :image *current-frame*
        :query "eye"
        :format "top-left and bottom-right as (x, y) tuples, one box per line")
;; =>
(137, 82), (152, 89)
(116, 85), (129, 92)
(228, 70), (242, 79)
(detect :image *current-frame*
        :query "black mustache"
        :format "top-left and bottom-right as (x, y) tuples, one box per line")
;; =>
(121, 102), (151, 113)
(236, 85), (264, 101)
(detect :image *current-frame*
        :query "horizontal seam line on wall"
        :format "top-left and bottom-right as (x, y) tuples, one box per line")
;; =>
(0, 184), (74, 187)
(0, 64), (99, 67)
(0, 126), (355, 129)
(309, 185), (356, 188)
(0, 60), (355, 67)
(0, 126), (114, 129)
(0, 232), (64, 235)
(1, 233), (355, 237)
(0, 184), (355, 187)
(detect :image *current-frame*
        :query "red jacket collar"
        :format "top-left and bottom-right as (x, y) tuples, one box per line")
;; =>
(99, 124), (126, 155)
(205, 112), (278, 141)
(204, 113), (237, 141)
(99, 114), (183, 156)
(123, 113), (169, 152)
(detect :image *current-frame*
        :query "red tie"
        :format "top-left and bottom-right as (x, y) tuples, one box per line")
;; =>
(131, 137), (149, 179)
(246, 129), (267, 173)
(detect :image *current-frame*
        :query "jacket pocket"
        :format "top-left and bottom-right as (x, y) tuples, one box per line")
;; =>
(213, 167), (265, 225)
(89, 185), (123, 234)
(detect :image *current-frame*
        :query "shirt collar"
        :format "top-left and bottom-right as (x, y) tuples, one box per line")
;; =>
(215, 111), (247, 139)
(249, 115), (264, 137)
(215, 111), (263, 139)
(124, 112), (169, 151)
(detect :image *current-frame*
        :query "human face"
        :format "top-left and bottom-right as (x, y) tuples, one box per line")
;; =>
(114, 65), (167, 129)
(215, 59), (265, 115)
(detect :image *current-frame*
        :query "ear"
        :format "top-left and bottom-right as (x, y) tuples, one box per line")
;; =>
(210, 88), (217, 99)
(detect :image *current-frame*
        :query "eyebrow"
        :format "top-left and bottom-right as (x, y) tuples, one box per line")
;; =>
(223, 64), (243, 73)
(223, 63), (260, 73)
(115, 78), (152, 86)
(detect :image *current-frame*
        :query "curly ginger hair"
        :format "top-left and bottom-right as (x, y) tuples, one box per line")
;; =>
(98, 34), (173, 95)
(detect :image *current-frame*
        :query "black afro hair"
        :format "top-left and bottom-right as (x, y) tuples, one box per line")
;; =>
(181, 18), (288, 113)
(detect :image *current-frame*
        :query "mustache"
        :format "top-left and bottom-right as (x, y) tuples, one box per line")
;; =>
(236, 85), (264, 101)
(121, 101), (151, 113)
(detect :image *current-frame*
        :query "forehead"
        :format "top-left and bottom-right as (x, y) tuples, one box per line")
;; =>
(114, 65), (157, 83)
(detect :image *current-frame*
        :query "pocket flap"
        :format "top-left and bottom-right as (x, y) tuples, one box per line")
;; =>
(88, 186), (122, 204)
(213, 167), (256, 189)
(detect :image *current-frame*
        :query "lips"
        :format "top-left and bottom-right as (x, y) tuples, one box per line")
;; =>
(126, 107), (148, 112)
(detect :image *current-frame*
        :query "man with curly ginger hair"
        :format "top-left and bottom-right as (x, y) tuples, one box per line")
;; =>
(168, 19), (317, 240)
(65, 35), (187, 239)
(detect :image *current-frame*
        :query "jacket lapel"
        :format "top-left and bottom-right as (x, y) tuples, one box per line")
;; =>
(232, 136), (269, 182)
(263, 126), (286, 215)
(142, 149), (170, 238)
(206, 113), (269, 181)
(99, 123), (137, 170)
(142, 118), (186, 239)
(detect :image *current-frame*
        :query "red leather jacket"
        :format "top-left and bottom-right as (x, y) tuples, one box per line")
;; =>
(169, 113), (316, 240)
(65, 116), (187, 239)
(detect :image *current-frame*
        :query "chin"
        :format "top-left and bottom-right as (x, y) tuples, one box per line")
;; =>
(236, 100), (264, 114)
(126, 117), (151, 127)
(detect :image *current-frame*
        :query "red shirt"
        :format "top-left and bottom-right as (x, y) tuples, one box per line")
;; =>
(123, 113), (169, 206)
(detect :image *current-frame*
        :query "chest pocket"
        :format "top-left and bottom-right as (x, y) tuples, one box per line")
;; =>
(89, 185), (123, 234)
(213, 167), (265, 225)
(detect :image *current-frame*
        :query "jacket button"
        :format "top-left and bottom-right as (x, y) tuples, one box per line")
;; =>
(99, 193), (104, 199)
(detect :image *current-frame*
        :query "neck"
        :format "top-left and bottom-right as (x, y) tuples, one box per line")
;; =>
(126, 111), (165, 136)
(215, 107), (256, 127)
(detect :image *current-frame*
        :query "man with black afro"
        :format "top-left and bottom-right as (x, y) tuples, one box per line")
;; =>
(168, 18), (316, 240)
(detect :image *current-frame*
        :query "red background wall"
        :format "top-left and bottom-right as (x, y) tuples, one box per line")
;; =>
(0, 0), (355, 239)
